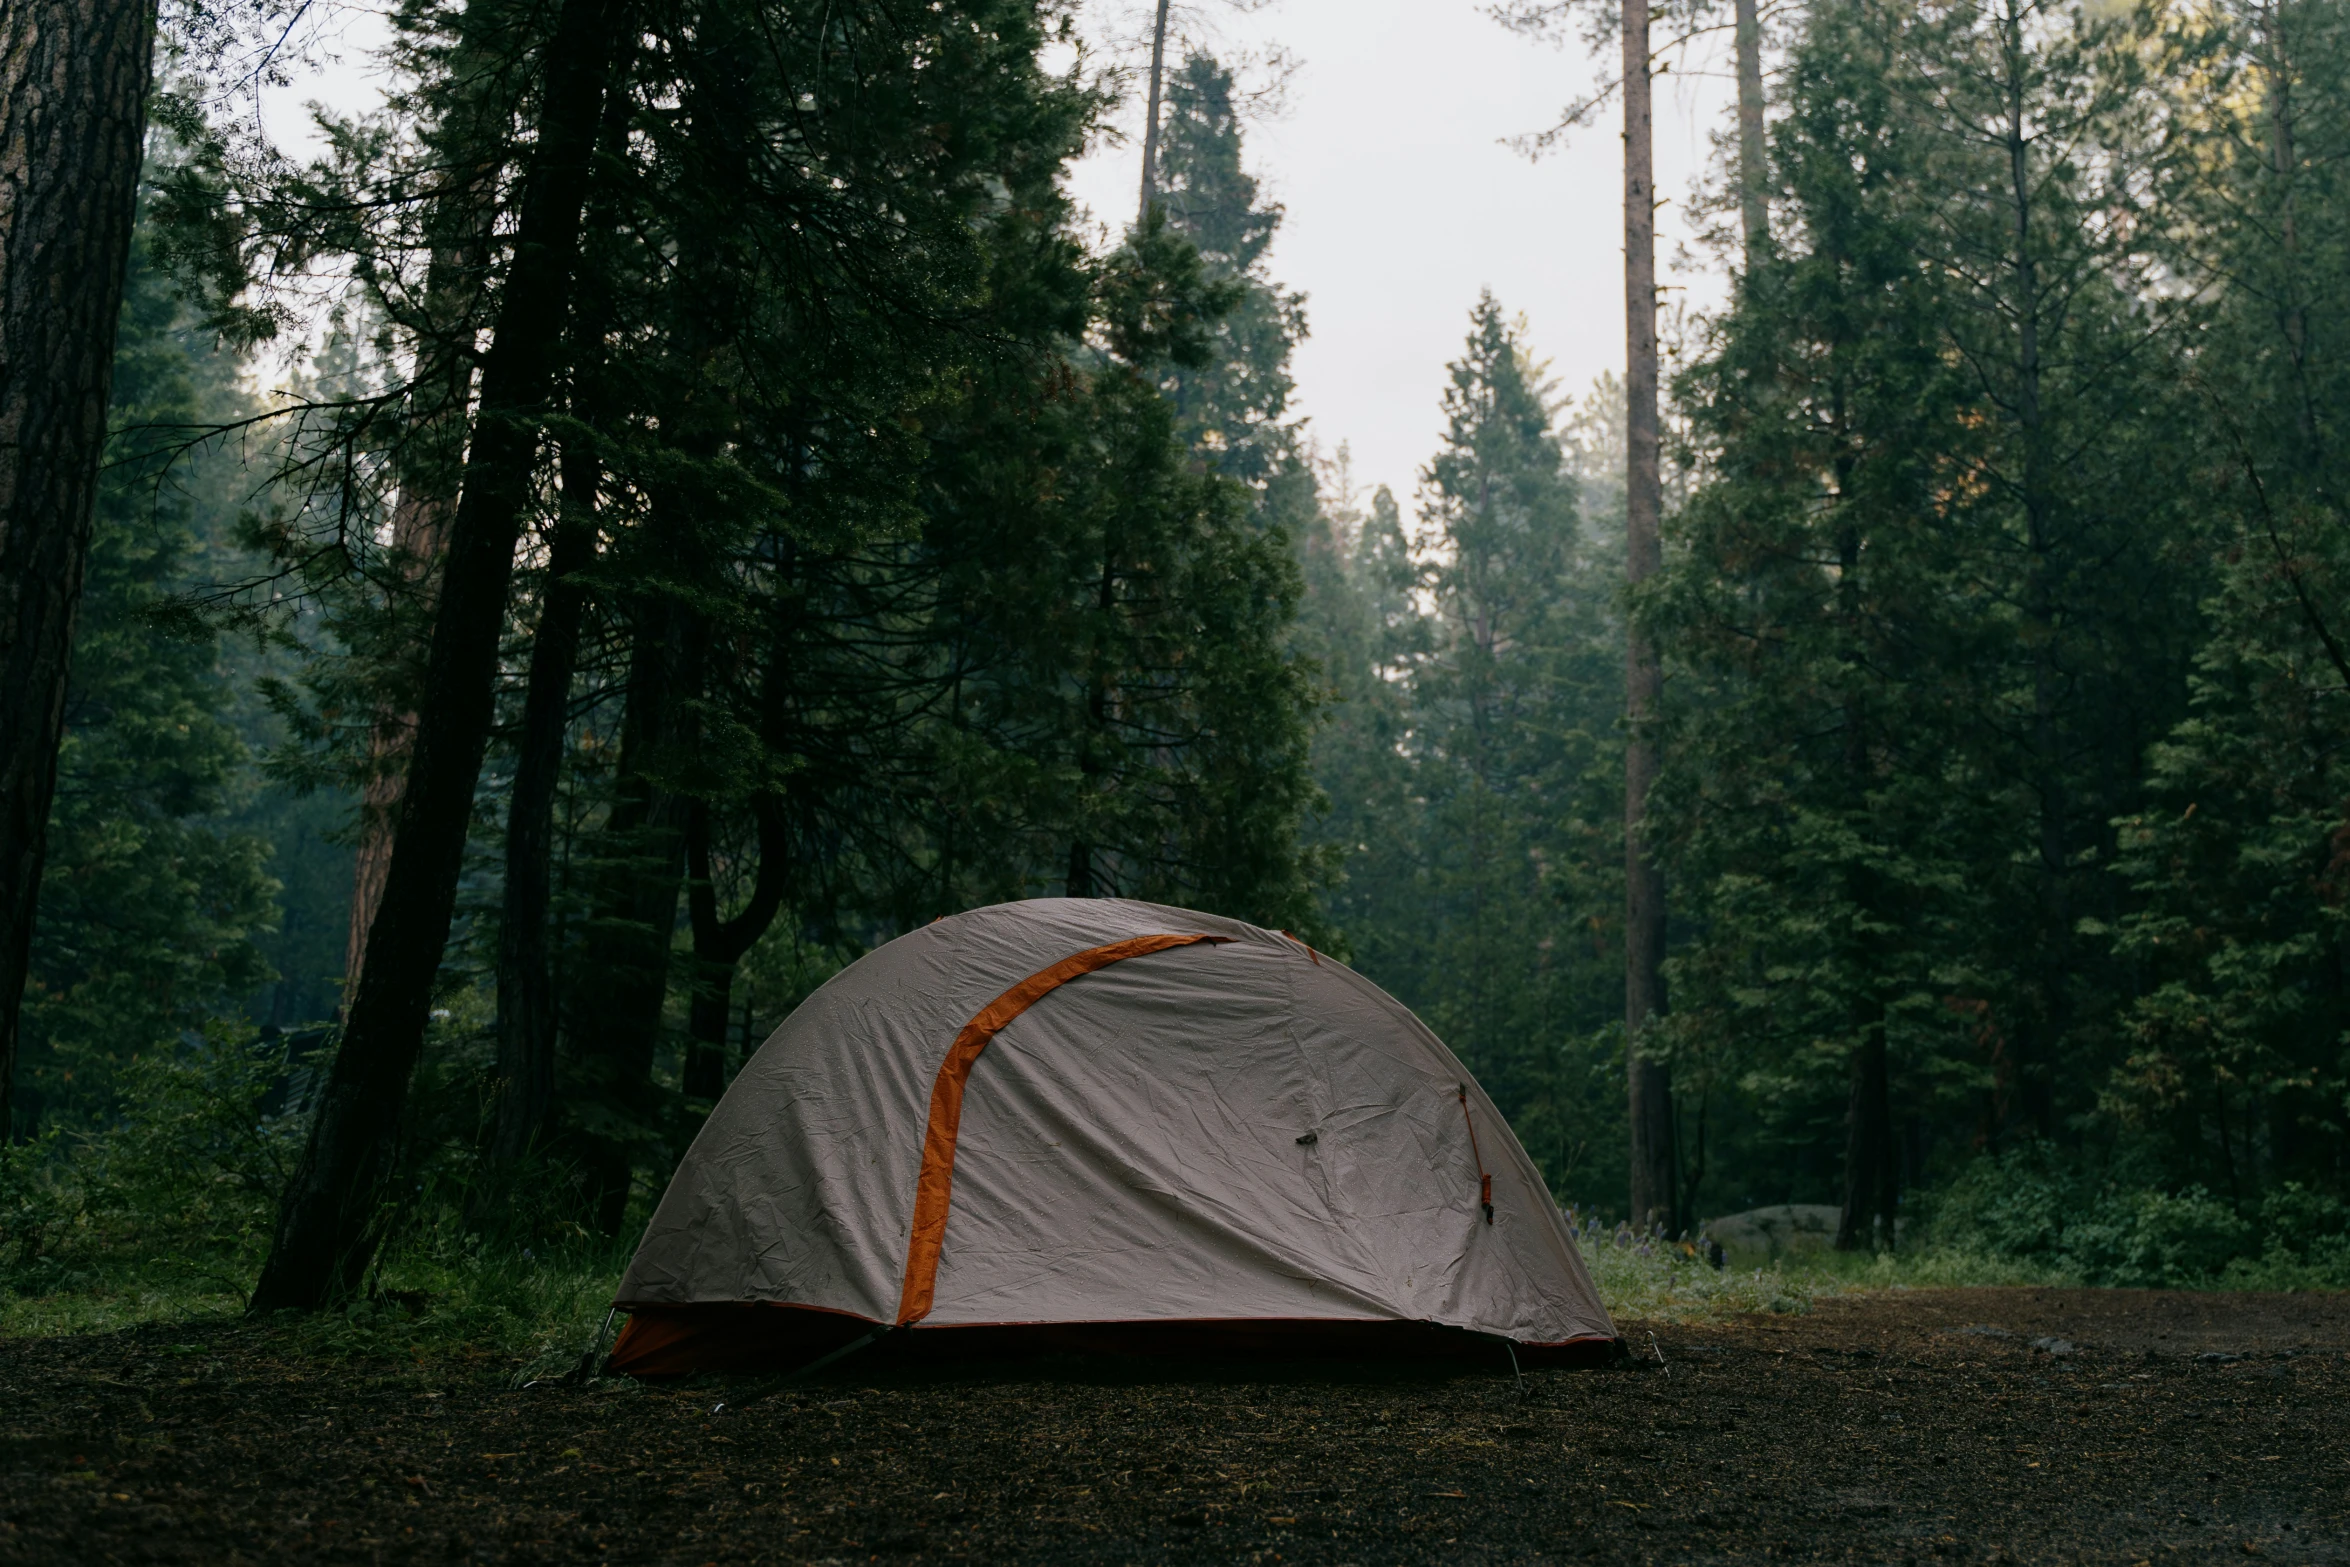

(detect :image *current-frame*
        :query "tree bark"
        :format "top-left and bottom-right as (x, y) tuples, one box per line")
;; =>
(1622, 0), (1676, 1234)
(0, 0), (158, 1135)
(1835, 1014), (1897, 1251)
(343, 346), (471, 998)
(490, 70), (636, 1164)
(1734, 0), (1767, 267)
(342, 52), (511, 999)
(489, 434), (599, 1163)
(566, 596), (696, 1235)
(248, 0), (627, 1311)
(1136, 0), (1173, 224)
(682, 796), (789, 1099)
(680, 618), (797, 1100)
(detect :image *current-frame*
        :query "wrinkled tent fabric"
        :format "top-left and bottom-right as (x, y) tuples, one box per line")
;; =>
(607, 898), (1617, 1373)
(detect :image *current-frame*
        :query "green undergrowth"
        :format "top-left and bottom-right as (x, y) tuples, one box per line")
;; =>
(0, 1026), (633, 1370)
(7, 1032), (2340, 1360)
(1578, 1234), (2093, 1325)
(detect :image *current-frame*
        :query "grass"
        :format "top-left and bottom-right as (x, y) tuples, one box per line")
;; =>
(1574, 1232), (2082, 1324)
(10, 1229), (2059, 1362)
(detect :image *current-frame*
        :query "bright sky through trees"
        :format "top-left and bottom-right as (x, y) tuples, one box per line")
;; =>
(263, 0), (1735, 514)
(1062, 0), (1736, 509)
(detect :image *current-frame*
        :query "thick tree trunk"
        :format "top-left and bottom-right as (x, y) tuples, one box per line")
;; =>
(489, 437), (599, 1163)
(343, 411), (465, 997)
(1136, 0), (1173, 223)
(0, 0), (158, 1134)
(566, 598), (696, 1235)
(1734, 0), (1767, 267)
(342, 149), (501, 998)
(248, 0), (626, 1311)
(1622, 0), (1676, 1234)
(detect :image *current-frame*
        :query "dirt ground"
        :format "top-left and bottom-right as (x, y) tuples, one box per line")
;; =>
(2, 1287), (2345, 1565)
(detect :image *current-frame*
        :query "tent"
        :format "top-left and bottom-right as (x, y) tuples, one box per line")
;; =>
(606, 898), (1619, 1374)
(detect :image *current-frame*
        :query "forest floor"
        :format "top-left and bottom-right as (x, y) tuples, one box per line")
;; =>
(1, 1287), (2344, 1566)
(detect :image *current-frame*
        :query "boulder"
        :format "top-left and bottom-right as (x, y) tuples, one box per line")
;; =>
(1703, 1204), (1844, 1265)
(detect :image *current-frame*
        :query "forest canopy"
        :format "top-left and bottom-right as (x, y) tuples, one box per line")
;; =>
(2, 0), (2348, 1317)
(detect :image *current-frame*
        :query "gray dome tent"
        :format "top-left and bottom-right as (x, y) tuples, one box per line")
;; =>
(607, 898), (1617, 1373)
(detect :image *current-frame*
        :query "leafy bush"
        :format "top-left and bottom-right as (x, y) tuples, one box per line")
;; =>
(1, 1022), (300, 1321)
(1924, 1150), (2349, 1289)
(0, 1128), (74, 1269)
(2060, 1187), (2253, 1287)
(2, 1019), (638, 1362)
(1924, 1145), (2081, 1264)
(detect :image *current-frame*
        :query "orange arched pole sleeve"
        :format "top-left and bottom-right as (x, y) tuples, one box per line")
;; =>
(894, 932), (1229, 1326)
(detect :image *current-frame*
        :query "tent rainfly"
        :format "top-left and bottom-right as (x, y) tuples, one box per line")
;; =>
(606, 898), (1619, 1374)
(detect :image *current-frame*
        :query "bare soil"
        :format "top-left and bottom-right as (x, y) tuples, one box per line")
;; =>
(3, 1287), (2345, 1565)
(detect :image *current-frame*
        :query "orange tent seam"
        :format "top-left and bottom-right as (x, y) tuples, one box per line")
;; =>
(893, 932), (1230, 1325)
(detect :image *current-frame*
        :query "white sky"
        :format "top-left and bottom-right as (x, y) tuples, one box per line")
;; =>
(263, 0), (1743, 518)
(1062, 0), (1740, 513)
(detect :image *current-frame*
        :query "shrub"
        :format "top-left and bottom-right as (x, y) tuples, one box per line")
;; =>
(1923, 1149), (2347, 1288)
(2060, 1186), (2252, 1287)
(1, 1023), (300, 1324)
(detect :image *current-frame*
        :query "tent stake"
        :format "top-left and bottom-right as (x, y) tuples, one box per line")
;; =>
(523, 1306), (618, 1390)
(712, 1325), (892, 1415)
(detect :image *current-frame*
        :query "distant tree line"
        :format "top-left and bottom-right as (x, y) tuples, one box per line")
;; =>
(1304, 0), (2350, 1261)
(4, 0), (2347, 1307)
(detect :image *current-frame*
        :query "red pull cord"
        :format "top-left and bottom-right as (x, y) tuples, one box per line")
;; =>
(1458, 1085), (1494, 1225)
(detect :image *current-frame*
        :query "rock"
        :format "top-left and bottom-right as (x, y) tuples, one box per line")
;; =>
(2030, 1337), (2076, 1357)
(1701, 1205), (1844, 1265)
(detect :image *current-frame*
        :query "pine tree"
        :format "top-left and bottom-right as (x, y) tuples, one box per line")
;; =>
(15, 229), (279, 1133)
(1297, 452), (1422, 965)
(2101, 0), (2350, 1199)
(1412, 296), (1622, 1195)
(1654, 0), (2203, 1238)
(1302, 300), (1625, 1199)
(1152, 53), (1306, 494)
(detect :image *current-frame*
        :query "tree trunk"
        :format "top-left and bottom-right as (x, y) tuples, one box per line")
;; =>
(682, 797), (790, 1099)
(342, 78), (507, 999)
(680, 615), (797, 1100)
(1734, 0), (1767, 267)
(1622, 0), (1676, 1234)
(2003, 0), (2062, 1143)
(1829, 507), (1896, 1251)
(566, 597), (697, 1235)
(491, 72), (636, 1164)
(0, 0), (158, 1135)
(1136, 0), (1173, 224)
(490, 433), (599, 1163)
(1835, 1013), (1896, 1251)
(343, 361), (470, 998)
(248, 0), (627, 1312)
